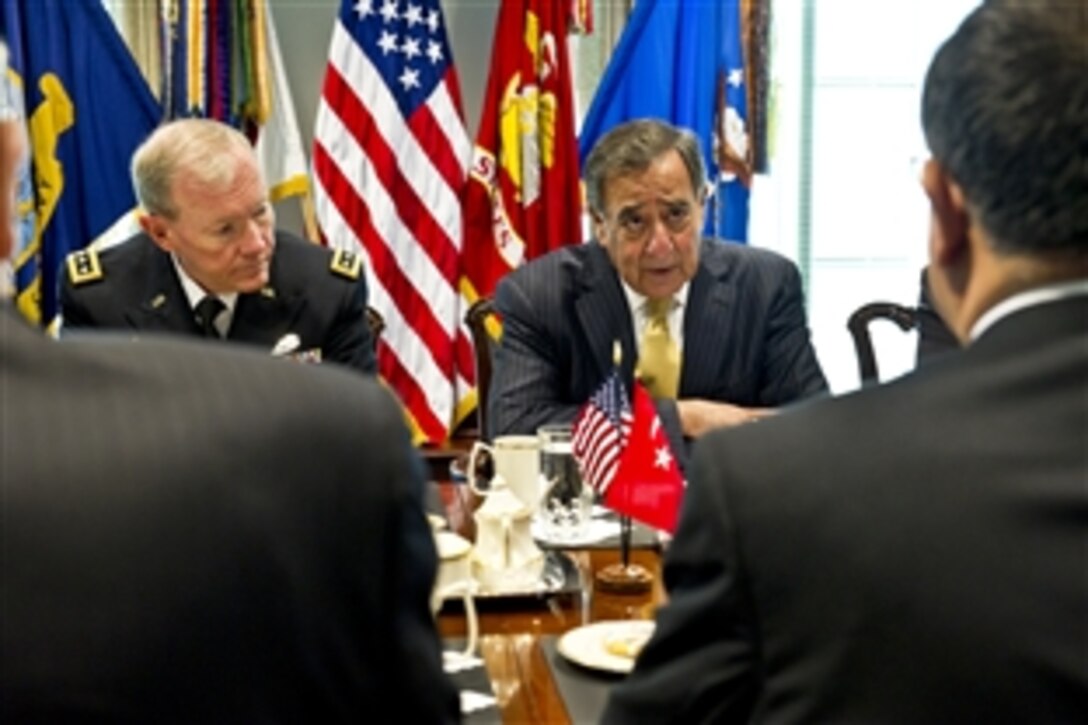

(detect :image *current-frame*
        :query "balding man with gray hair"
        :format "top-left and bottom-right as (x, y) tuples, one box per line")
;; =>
(60, 117), (376, 375)
(489, 118), (827, 458)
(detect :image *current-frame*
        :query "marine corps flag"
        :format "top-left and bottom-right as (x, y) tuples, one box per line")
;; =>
(461, 0), (582, 307)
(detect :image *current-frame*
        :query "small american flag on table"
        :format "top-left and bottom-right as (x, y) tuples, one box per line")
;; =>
(572, 369), (634, 496)
(572, 369), (686, 533)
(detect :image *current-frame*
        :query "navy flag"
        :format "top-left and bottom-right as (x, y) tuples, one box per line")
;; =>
(1, 0), (159, 328)
(578, 0), (752, 242)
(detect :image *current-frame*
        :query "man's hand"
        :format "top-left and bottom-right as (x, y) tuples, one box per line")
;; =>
(677, 399), (776, 438)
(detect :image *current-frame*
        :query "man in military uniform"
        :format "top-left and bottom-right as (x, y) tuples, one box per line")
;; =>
(1, 47), (455, 721)
(59, 118), (376, 375)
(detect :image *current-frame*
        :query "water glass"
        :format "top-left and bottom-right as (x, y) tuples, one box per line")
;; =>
(537, 423), (592, 540)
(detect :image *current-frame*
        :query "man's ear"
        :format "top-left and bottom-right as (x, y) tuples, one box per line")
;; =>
(139, 214), (173, 253)
(920, 159), (968, 266)
(591, 211), (608, 246)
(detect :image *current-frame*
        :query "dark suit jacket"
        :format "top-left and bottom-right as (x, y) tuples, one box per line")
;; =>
(59, 231), (376, 375)
(1, 308), (457, 722)
(604, 295), (1088, 723)
(488, 240), (827, 454)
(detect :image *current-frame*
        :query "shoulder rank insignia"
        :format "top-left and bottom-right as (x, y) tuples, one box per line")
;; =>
(66, 249), (103, 286)
(329, 249), (363, 281)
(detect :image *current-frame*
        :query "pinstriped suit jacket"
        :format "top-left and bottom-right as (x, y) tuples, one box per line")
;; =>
(488, 240), (828, 456)
(1, 307), (457, 722)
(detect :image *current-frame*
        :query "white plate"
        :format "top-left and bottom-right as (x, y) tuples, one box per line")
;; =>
(556, 620), (655, 674)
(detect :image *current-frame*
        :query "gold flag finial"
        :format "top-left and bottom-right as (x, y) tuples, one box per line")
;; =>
(612, 339), (622, 367)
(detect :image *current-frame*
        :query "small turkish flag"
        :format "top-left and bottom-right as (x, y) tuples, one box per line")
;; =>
(603, 383), (686, 533)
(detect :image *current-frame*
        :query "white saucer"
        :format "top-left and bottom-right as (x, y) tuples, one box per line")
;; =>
(556, 620), (655, 674)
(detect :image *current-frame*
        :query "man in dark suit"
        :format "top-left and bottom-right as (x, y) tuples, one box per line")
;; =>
(604, 2), (1087, 721)
(59, 118), (376, 375)
(915, 265), (959, 363)
(0, 63), (458, 721)
(488, 119), (827, 452)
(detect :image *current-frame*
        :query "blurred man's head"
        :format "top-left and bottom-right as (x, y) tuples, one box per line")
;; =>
(0, 41), (26, 264)
(134, 118), (275, 295)
(920, 0), (1087, 339)
(584, 119), (707, 301)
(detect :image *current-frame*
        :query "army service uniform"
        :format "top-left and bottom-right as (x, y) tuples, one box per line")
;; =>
(60, 231), (376, 375)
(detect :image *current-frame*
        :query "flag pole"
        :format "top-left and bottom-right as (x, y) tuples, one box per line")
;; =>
(620, 514), (632, 568)
(298, 186), (320, 244)
(617, 338), (633, 570)
(595, 339), (653, 595)
(617, 341), (635, 574)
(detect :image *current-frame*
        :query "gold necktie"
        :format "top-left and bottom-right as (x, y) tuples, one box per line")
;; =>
(639, 298), (680, 398)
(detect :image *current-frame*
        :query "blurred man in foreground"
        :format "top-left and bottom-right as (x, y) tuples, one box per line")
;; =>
(59, 118), (376, 374)
(605, 1), (1087, 721)
(0, 49), (457, 721)
(915, 266), (959, 363)
(489, 118), (827, 456)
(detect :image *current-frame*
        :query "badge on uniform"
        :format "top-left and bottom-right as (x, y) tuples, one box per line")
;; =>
(329, 249), (363, 280)
(271, 333), (322, 364)
(66, 248), (104, 286)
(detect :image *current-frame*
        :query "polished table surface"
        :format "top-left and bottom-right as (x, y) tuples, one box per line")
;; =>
(432, 482), (665, 724)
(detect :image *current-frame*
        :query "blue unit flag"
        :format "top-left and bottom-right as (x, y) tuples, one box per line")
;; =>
(1, 0), (160, 327)
(579, 0), (752, 242)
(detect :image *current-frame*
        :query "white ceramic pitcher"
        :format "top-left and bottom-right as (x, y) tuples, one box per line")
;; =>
(470, 474), (544, 594)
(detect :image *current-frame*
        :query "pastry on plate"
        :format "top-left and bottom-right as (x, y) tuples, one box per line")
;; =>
(603, 625), (653, 659)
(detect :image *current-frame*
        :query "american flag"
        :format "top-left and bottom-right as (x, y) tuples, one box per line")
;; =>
(313, 0), (472, 444)
(572, 370), (634, 496)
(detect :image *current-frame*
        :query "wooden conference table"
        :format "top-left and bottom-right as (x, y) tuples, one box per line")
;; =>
(431, 481), (666, 724)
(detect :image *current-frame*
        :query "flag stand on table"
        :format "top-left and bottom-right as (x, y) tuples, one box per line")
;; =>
(595, 514), (653, 596)
(572, 341), (680, 594)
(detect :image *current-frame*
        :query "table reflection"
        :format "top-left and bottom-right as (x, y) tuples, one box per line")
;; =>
(432, 481), (665, 724)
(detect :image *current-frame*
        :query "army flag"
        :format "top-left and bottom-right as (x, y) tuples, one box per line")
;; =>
(460, 0), (583, 307)
(155, 0), (310, 207)
(312, 0), (473, 444)
(578, 0), (754, 242)
(1, 0), (160, 327)
(254, 4), (310, 206)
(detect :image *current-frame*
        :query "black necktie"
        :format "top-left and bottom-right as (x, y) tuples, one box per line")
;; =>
(194, 296), (225, 338)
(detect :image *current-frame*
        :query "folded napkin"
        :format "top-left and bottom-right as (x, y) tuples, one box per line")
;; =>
(461, 690), (498, 716)
(443, 647), (498, 718)
(443, 651), (483, 674)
